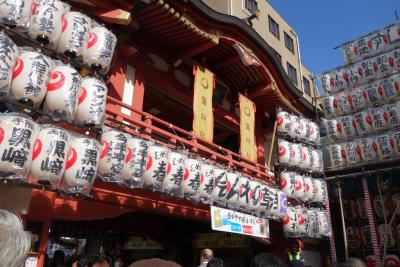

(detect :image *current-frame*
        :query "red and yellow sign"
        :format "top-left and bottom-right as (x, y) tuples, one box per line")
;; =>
(193, 64), (215, 142)
(239, 94), (256, 161)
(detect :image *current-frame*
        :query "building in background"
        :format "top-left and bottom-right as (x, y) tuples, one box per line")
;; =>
(201, 0), (318, 103)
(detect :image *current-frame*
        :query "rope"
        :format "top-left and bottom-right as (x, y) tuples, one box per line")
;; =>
(325, 201), (337, 263)
(362, 178), (381, 264)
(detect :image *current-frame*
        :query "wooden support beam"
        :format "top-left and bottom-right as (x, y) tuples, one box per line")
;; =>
(93, 8), (132, 25)
(214, 55), (241, 69)
(173, 41), (217, 65)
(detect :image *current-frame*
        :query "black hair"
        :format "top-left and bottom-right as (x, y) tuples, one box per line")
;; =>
(207, 258), (224, 267)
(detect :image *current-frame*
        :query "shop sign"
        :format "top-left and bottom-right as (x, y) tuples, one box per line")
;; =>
(124, 236), (163, 250)
(211, 206), (269, 238)
(239, 93), (256, 162)
(192, 233), (250, 248)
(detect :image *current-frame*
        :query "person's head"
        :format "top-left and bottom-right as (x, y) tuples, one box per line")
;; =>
(67, 255), (89, 267)
(251, 253), (287, 267)
(200, 248), (214, 264)
(114, 256), (123, 267)
(0, 209), (31, 267)
(348, 258), (366, 267)
(207, 258), (224, 267)
(91, 255), (111, 267)
(52, 250), (66, 264)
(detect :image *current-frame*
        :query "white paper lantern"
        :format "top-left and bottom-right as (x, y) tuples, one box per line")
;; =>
(307, 209), (320, 238)
(308, 121), (320, 145)
(380, 75), (400, 102)
(163, 150), (186, 195)
(361, 225), (373, 248)
(369, 30), (390, 55)
(321, 95), (339, 118)
(248, 180), (261, 212)
(317, 210), (331, 237)
(340, 115), (357, 139)
(354, 111), (374, 135)
(314, 179), (328, 204)
(311, 149), (323, 172)
(31, 125), (70, 187)
(357, 198), (368, 219)
(29, 0), (65, 45)
(347, 62), (364, 88)
(277, 139), (291, 165)
(383, 255), (400, 267)
(296, 207), (309, 235)
(303, 177), (316, 202)
(0, 113), (37, 180)
(258, 184), (270, 216)
(342, 141), (362, 165)
(74, 77), (108, 127)
(350, 87), (368, 112)
(44, 65), (82, 122)
(236, 176), (250, 210)
(322, 68), (349, 93)
(364, 83), (384, 106)
(198, 163), (214, 203)
(280, 171), (295, 199)
(143, 144), (169, 191)
(391, 131), (400, 156)
(300, 146), (312, 170)
(388, 22), (400, 44)
(57, 11), (91, 58)
(290, 143), (302, 167)
(374, 51), (395, 78)
(289, 115), (302, 139)
(121, 136), (148, 188)
(298, 118), (309, 141)
(392, 49), (400, 73)
(211, 168), (228, 205)
(276, 110), (292, 135)
(293, 174), (306, 201)
(11, 51), (52, 107)
(373, 195), (391, 219)
(225, 172), (240, 207)
(322, 119), (342, 142)
(182, 157), (201, 198)
(386, 102), (400, 128)
(84, 26), (117, 73)
(61, 135), (100, 195)
(276, 190), (287, 219)
(357, 137), (379, 162)
(0, 32), (18, 96)
(346, 227), (361, 249)
(0, 0), (32, 28)
(283, 206), (298, 234)
(360, 58), (378, 82)
(263, 187), (286, 219)
(371, 107), (389, 132)
(340, 41), (359, 65)
(327, 144), (345, 168)
(378, 224), (396, 248)
(374, 134), (394, 159)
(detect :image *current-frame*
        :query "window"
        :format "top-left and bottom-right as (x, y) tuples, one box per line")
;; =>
(268, 16), (279, 40)
(245, 0), (258, 14)
(287, 62), (297, 85)
(284, 32), (294, 53)
(303, 76), (311, 96)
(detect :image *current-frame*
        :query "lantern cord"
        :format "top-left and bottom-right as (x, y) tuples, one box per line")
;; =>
(169, 124), (186, 150)
(376, 175), (388, 260)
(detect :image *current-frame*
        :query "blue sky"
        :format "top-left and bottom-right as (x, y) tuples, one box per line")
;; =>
(268, 0), (400, 76)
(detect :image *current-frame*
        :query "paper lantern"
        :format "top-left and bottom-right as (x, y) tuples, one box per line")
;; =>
(290, 143), (302, 167)
(378, 225), (396, 247)
(354, 111), (374, 136)
(326, 144), (345, 168)
(29, 0), (65, 45)
(236, 176), (250, 210)
(383, 255), (400, 267)
(314, 179), (328, 204)
(355, 36), (373, 59)
(369, 30), (390, 55)
(211, 168), (228, 205)
(391, 131), (400, 156)
(371, 107), (389, 132)
(350, 87), (368, 112)
(321, 95), (339, 119)
(303, 177), (316, 202)
(380, 75), (400, 102)
(143, 143), (169, 191)
(225, 172), (240, 207)
(322, 68), (349, 94)
(300, 146), (312, 170)
(388, 22), (400, 44)
(258, 184), (271, 216)
(346, 227), (361, 249)
(277, 139), (291, 165)
(364, 83), (384, 106)
(121, 136), (148, 188)
(163, 150), (186, 195)
(340, 115), (357, 139)
(182, 157), (201, 199)
(360, 58), (378, 82)
(317, 210), (331, 237)
(293, 173), (305, 201)
(0, 32), (18, 96)
(298, 118), (310, 141)
(97, 128), (127, 182)
(57, 11), (91, 58)
(198, 163), (215, 203)
(280, 171), (295, 199)
(341, 41), (359, 65)
(357, 198), (368, 219)
(289, 115), (302, 140)
(392, 49), (400, 73)
(11, 51), (52, 107)
(322, 119), (342, 142)
(0, 0), (32, 28)
(283, 207), (298, 235)
(361, 225), (373, 248)
(350, 200), (359, 219)
(311, 149), (323, 172)
(44, 64), (82, 123)
(0, 113), (37, 180)
(266, 188), (287, 220)
(74, 77), (108, 127)
(295, 207), (309, 235)
(308, 121), (320, 145)
(357, 137), (379, 162)
(84, 26), (117, 73)
(248, 180), (261, 213)
(276, 110), (292, 135)
(31, 125), (70, 187)
(343, 141), (362, 165)
(61, 135), (100, 195)
(374, 51), (395, 78)
(386, 102), (400, 128)
(373, 195), (391, 219)
(392, 193), (400, 209)
(374, 134), (394, 159)
(347, 62), (364, 89)
(366, 255), (379, 267)
(307, 209), (320, 238)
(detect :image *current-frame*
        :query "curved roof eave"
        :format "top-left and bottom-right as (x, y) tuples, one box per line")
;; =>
(182, 0), (315, 114)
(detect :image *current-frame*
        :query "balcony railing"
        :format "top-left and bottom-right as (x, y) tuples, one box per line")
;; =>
(105, 96), (275, 186)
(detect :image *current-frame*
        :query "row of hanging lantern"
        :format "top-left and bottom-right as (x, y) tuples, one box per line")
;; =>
(0, 31), (108, 125)
(321, 74), (400, 120)
(0, 0), (117, 73)
(339, 22), (400, 66)
(276, 109), (321, 146)
(346, 224), (399, 251)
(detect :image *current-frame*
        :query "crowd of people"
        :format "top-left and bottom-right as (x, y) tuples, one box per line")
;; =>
(0, 208), (376, 267)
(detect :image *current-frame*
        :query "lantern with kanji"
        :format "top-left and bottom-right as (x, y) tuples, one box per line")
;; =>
(0, 32), (18, 96)
(163, 149), (186, 196)
(121, 136), (149, 188)
(143, 143), (169, 191)
(182, 157), (201, 200)
(198, 162), (215, 204)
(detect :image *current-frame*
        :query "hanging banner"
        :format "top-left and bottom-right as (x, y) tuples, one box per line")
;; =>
(193, 64), (215, 142)
(211, 206), (269, 238)
(239, 94), (257, 161)
(192, 233), (250, 248)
